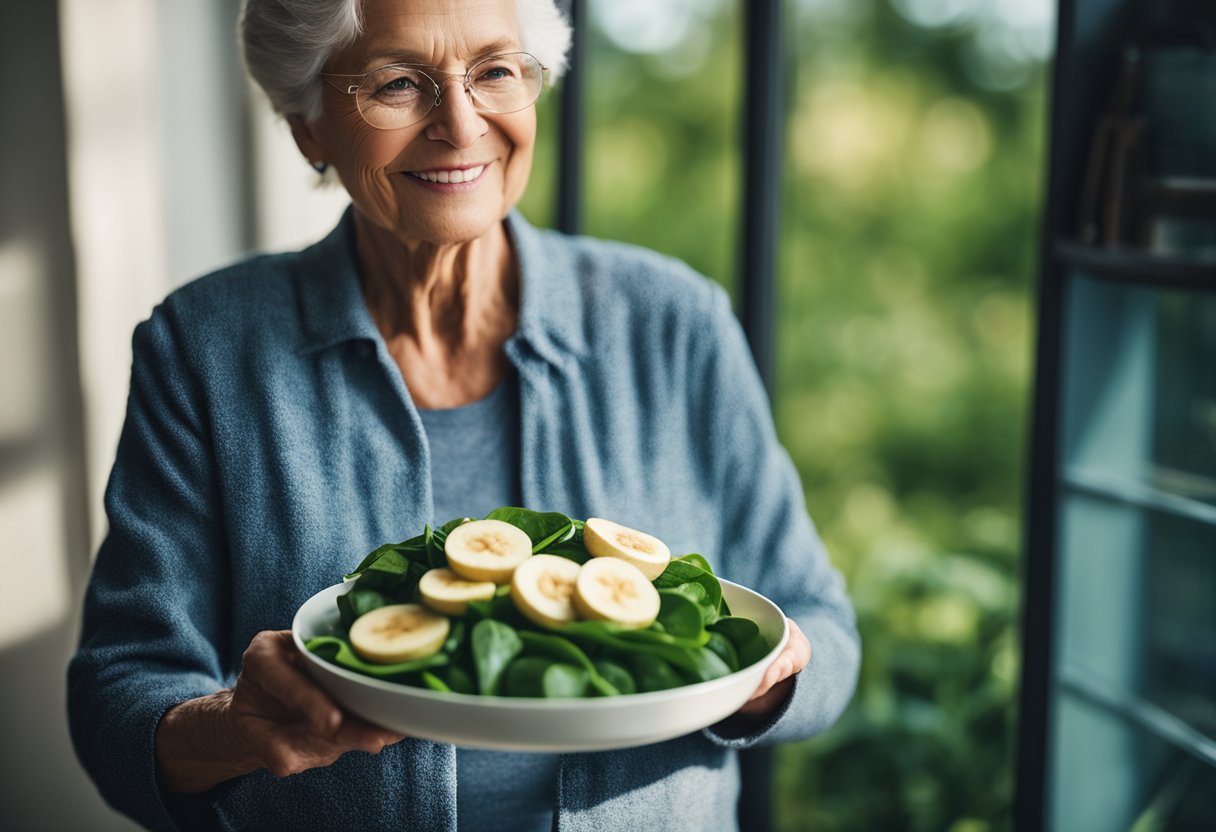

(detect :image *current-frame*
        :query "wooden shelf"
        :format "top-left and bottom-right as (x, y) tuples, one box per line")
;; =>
(1056, 240), (1216, 291)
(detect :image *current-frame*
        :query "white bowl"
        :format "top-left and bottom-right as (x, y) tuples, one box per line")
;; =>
(292, 578), (789, 752)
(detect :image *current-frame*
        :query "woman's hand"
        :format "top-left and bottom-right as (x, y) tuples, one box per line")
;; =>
(156, 630), (405, 793)
(735, 618), (811, 718)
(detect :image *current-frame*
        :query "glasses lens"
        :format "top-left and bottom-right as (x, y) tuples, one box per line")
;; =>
(467, 53), (544, 114)
(357, 66), (436, 129)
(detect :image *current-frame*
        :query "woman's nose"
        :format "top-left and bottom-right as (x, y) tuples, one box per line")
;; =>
(425, 77), (488, 147)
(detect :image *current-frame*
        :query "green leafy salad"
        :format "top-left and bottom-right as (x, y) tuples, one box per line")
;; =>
(305, 508), (774, 698)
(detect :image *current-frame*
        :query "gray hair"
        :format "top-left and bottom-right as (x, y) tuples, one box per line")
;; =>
(240, 0), (572, 122)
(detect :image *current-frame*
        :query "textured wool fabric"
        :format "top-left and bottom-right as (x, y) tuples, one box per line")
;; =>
(67, 207), (860, 832)
(415, 378), (560, 831)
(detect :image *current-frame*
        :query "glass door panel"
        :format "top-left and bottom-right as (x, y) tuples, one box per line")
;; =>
(1061, 276), (1216, 507)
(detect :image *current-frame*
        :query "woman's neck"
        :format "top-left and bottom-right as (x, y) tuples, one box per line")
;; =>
(351, 210), (520, 408)
(353, 211), (518, 346)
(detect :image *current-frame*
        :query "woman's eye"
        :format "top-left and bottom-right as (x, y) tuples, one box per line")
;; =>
(371, 71), (424, 99)
(478, 66), (514, 83)
(381, 77), (416, 93)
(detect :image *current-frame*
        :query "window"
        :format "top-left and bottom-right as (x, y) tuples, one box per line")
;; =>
(1018, 0), (1216, 828)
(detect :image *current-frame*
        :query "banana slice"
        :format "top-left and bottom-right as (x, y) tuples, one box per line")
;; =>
(583, 517), (671, 580)
(444, 519), (533, 583)
(510, 554), (582, 629)
(573, 556), (661, 629)
(419, 567), (497, 616)
(348, 603), (450, 664)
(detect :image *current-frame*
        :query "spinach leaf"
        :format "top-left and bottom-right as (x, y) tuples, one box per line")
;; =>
(558, 622), (722, 681)
(305, 636), (448, 677)
(437, 517), (475, 535)
(673, 553), (714, 574)
(441, 618), (467, 655)
(445, 665), (476, 694)
(593, 659), (636, 695)
(347, 547), (433, 599)
(709, 616), (772, 668)
(423, 665), (476, 694)
(541, 663), (590, 698)
(656, 589), (705, 640)
(679, 646), (734, 683)
(518, 631), (594, 671)
(336, 588), (389, 631)
(344, 542), (398, 580)
(662, 581), (720, 628)
(468, 589), (530, 630)
(502, 656), (549, 696)
(562, 620), (708, 651)
(705, 631), (740, 673)
(539, 539), (590, 564)
(420, 671), (450, 692)
(653, 560), (722, 619)
(539, 519), (588, 559)
(426, 517), (474, 568)
(355, 559), (430, 604)
(519, 631), (621, 696)
(533, 521), (576, 553)
(344, 534), (429, 580)
(629, 654), (683, 692)
(471, 619), (523, 695)
(484, 507), (574, 550)
(503, 657), (588, 698)
(422, 525), (440, 569)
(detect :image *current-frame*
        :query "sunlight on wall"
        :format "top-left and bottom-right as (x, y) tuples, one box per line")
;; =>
(0, 467), (71, 651)
(0, 242), (47, 438)
(0, 241), (71, 651)
(251, 102), (350, 253)
(60, 0), (166, 551)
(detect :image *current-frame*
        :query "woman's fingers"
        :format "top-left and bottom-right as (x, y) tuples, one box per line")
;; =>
(253, 712), (405, 778)
(239, 630), (342, 735)
(231, 630), (409, 778)
(738, 619), (812, 715)
(328, 712), (407, 754)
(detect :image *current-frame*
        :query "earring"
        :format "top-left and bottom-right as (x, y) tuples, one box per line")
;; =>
(310, 160), (328, 174)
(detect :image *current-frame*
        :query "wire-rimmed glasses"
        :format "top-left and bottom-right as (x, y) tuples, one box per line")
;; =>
(320, 52), (547, 130)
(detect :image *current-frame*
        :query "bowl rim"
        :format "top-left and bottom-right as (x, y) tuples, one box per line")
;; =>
(291, 577), (789, 711)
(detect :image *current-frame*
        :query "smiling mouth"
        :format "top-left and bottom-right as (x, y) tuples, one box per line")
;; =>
(406, 164), (487, 184)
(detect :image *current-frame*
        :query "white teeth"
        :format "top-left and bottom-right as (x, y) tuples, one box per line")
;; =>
(410, 164), (486, 184)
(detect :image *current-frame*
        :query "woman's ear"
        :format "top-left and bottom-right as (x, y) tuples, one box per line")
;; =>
(287, 115), (326, 170)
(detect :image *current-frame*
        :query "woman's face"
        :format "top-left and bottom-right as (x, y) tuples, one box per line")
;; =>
(296, 0), (536, 247)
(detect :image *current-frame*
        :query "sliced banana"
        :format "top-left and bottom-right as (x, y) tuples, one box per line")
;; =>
(444, 519), (533, 583)
(510, 554), (582, 629)
(419, 567), (496, 616)
(348, 603), (450, 664)
(572, 556), (661, 629)
(583, 517), (671, 580)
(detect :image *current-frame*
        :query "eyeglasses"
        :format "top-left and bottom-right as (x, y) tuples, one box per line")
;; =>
(321, 52), (547, 131)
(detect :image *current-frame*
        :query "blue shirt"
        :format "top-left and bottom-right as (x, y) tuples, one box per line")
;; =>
(416, 376), (560, 831)
(68, 207), (860, 832)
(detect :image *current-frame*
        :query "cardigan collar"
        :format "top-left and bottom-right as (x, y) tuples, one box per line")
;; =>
(294, 206), (587, 364)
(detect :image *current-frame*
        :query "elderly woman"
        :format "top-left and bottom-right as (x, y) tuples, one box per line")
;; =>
(68, 0), (858, 830)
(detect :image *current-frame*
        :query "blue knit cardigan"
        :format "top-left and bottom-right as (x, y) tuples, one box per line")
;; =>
(68, 209), (860, 831)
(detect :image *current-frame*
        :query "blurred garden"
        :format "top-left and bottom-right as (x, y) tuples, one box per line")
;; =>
(519, 1), (1053, 829)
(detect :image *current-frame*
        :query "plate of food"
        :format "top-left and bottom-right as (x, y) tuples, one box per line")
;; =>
(291, 508), (789, 752)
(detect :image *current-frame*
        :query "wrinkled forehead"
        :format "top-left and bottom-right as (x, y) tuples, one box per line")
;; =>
(329, 0), (522, 74)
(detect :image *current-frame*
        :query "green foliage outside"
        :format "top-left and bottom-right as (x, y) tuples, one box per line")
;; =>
(519, 1), (1050, 829)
